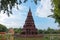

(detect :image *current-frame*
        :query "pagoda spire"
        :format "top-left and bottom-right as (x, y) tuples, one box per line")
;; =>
(27, 8), (32, 17)
(29, 8), (31, 12)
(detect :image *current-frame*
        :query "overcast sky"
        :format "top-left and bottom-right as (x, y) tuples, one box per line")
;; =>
(0, 0), (59, 29)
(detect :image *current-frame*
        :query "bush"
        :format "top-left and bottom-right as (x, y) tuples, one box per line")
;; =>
(0, 24), (7, 32)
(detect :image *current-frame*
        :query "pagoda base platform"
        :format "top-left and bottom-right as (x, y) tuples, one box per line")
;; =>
(15, 34), (44, 38)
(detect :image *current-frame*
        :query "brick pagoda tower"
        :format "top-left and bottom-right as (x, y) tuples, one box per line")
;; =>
(21, 8), (37, 35)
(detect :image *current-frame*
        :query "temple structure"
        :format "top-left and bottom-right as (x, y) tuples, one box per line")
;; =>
(21, 8), (37, 35)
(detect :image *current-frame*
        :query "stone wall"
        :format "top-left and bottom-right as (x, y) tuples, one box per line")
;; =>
(0, 33), (14, 40)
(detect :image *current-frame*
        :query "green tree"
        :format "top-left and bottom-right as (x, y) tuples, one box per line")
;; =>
(43, 27), (54, 34)
(14, 28), (22, 33)
(47, 27), (54, 34)
(37, 29), (43, 34)
(0, 0), (41, 16)
(0, 24), (7, 32)
(51, 0), (60, 26)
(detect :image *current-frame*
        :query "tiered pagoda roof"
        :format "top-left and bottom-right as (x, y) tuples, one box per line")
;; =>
(21, 8), (37, 35)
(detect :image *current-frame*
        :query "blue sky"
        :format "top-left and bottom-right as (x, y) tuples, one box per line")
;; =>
(0, 0), (59, 29)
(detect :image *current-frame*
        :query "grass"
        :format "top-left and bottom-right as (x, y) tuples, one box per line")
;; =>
(0, 34), (60, 40)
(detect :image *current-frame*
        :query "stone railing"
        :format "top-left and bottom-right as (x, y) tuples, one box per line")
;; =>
(44, 34), (60, 40)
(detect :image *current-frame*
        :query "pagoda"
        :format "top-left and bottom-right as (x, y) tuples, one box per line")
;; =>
(21, 8), (37, 35)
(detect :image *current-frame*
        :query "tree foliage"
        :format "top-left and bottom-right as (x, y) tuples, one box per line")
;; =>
(38, 27), (60, 34)
(51, 0), (60, 26)
(14, 28), (22, 33)
(0, 0), (41, 16)
(37, 29), (43, 34)
(0, 24), (7, 32)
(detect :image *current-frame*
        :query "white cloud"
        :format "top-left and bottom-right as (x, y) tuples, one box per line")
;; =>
(36, 0), (53, 18)
(0, 5), (28, 28)
(0, 11), (8, 22)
